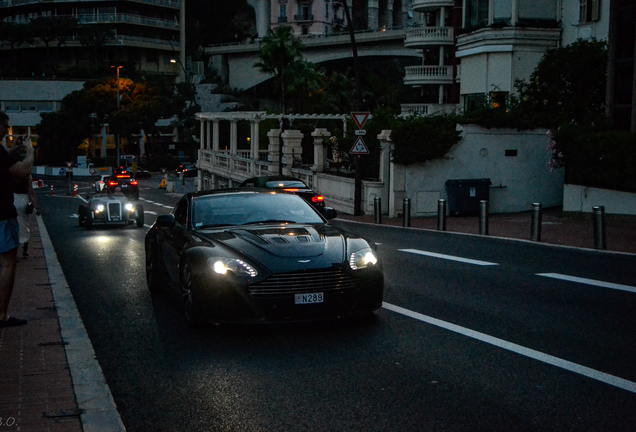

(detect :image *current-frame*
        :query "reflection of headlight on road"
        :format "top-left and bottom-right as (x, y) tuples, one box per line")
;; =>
(95, 204), (105, 213)
(208, 257), (258, 277)
(349, 248), (378, 270)
(125, 203), (135, 212)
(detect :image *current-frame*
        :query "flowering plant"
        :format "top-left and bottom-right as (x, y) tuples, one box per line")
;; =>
(546, 130), (564, 172)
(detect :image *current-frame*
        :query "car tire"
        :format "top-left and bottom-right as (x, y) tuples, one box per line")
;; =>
(136, 204), (145, 228)
(78, 205), (85, 227)
(145, 241), (161, 293)
(85, 211), (93, 230)
(180, 261), (200, 328)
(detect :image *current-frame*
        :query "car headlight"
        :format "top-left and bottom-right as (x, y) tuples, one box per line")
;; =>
(349, 248), (378, 270)
(208, 257), (258, 278)
(95, 204), (105, 213)
(125, 203), (135, 212)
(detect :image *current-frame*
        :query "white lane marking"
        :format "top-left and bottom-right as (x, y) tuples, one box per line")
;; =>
(399, 249), (499, 266)
(139, 198), (172, 209)
(537, 273), (636, 294)
(382, 302), (636, 394)
(145, 211), (158, 215)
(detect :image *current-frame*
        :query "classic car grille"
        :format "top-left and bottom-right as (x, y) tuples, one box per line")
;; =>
(107, 202), (121, 219)
(250, 269), (359, 296)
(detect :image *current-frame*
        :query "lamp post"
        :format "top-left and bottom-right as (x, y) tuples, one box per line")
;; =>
(111, 65), (123, 167)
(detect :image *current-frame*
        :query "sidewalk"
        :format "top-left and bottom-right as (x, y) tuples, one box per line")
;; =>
(0, 216), (126, 432)
(0, 204), (633, 432)
(337, 206), (636, 255)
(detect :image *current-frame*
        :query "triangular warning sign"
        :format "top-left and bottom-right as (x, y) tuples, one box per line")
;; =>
(351, 112), (370, 130)
(350, 137), (370, 154)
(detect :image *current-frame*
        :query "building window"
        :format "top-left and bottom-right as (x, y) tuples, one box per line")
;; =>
(465, 0), (489, 28)
(491, 91), (508, 110)
(464, 94), (487, 112)
(579, 0), (600, 23)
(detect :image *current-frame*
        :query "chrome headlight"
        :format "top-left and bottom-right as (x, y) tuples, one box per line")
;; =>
(95, 204), (105, 213)
(125, 203), (135, 212)
(208, 257), (258, 278)
(349, 247), (378, 270)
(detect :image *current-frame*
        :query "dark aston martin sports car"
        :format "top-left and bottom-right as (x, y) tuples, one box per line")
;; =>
(78, 193), (145, 230)
(145, 189), (384, 326)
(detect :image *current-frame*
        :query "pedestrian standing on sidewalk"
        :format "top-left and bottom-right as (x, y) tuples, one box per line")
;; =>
(9, 141), (41, 258)
(0, 110), (34, 328)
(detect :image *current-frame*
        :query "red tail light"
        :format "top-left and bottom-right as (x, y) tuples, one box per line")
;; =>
(108, 181), (117, 186)
(131, 180), (138, 185)
(283, 188), (299, 192)
(312, 196), (325, 203)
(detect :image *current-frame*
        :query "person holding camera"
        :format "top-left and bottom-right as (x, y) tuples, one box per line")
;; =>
(0, 110), (34, 328)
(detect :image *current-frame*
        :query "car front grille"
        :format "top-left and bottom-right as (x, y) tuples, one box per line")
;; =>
(249, 269), (359, 296)
(107, 202), (121, 220)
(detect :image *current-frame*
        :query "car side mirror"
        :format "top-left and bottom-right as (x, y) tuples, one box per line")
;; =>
(156, 214), (175, 228)
(323, 207), (337, 220)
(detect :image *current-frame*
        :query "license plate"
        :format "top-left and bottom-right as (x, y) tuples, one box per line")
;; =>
(295, 293), (324, 304)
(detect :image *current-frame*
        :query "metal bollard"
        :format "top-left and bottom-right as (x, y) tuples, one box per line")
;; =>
(593, 206), (606, 250)
(437, 199), (446, 231)
(531, 203), (542, 242)
(374, 197), (382, 224)
(479, 200), (489, 235)
(403, 198), (411, 227)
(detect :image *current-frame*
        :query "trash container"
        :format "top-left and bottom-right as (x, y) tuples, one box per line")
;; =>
(445, 178), (492, 216)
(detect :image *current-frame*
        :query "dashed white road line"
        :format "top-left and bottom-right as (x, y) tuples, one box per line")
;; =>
(382, 302), (636, 394)
(399, 249), (499, 266)
(537, 273), (636, 294)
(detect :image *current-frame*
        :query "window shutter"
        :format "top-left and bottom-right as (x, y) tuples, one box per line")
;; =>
(579, 0), (588, 23)
(591, 0), (600, 21)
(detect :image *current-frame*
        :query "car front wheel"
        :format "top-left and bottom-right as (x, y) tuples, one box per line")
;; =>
(136, 204), (145, 227)
(85, 211), (93, 230)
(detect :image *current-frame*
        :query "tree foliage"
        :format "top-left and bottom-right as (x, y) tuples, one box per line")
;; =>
(515, 38), (608, 128)
(390, 115), (462, 165)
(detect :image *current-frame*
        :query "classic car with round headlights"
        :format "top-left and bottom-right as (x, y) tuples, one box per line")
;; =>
(78, 193), (144, 230)
(144, 189), (383, 326)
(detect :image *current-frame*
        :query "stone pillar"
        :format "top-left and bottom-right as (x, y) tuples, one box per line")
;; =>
(377, 130), (393, 185)
(281, 129), (303, 176)
(378, 129), (394, 216)
(206, 120), (211, 149)
(311, 128), (331, 172)
(267, 128), (281, 175)
(230, 120), (238, 154)
(386, 0), (394, 28)
(199, 119), (206, 150)
(368, 0), (379, 30)
(212, 121), (220, 151)
(250, 119), (260, 175)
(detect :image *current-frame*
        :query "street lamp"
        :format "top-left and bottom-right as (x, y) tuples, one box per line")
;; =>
(111, 65), (123, 166)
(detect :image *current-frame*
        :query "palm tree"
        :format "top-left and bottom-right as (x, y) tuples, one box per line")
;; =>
(254, 26), (304, 114)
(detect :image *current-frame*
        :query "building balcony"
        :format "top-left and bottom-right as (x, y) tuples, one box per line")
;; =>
(294, 14), (314, 22)
(404, 65), (455, 85)
(400, 103), (460, 117)
(76, 13), (180, 29)
(404, 26), (454, 48)
(411, 0), (455, 13)
(5, 0), (180, 7)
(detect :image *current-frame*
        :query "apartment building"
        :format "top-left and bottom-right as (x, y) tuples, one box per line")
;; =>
(0, 0), (185, 149)
(402, 0), (611, 116)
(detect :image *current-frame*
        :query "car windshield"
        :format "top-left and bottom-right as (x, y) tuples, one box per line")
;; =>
(192, 192), (324, 229)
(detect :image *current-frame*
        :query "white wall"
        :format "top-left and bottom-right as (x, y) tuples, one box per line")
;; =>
(388, 124), (564, 216)
(563, 184), (636, 215)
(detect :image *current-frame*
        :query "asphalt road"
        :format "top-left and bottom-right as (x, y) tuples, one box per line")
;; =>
(36, 177), (636, 432)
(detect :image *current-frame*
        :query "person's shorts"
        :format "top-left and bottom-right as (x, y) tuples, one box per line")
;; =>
(0, 218), (20, 254)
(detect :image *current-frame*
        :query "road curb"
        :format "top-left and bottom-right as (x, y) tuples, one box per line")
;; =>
(38, 217), (127, 432)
